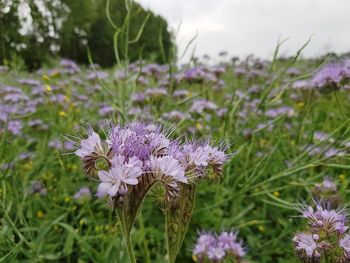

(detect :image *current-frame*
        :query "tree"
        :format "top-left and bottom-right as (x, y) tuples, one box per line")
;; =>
(0, 0), (175, 69)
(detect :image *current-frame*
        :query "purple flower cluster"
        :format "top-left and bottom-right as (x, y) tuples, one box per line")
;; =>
(73, 187), (92, 201)
(73, 121), (227, 204)
(312, 62), (350, 93)
(312, 177), (341, 208)
(29, 180), (47, 196)
(293, 204), (350, 263)
(193, 231), (246, 262)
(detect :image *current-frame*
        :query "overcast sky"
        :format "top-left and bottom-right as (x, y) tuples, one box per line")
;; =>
(138, 0), (350, 61)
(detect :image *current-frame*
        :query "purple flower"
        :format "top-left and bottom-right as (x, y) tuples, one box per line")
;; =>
(190, 99), (218, 114)
(193, 231), (247, 262)
(207, 246), (225, 261)
(49, 139), (63, 150)
(75, 130), (103, 158)
(99, 105), (114, 117)
(29, 180), (47, 196)
(312, 63), (350, 93)
(293, 233), (320, 259)
(63, 141), (75, 151)
(287, 67), (301, 76)
(314, 131), (333, 142)
(149, 155), (187, 184)
(302, 205), (348, 234)
(182, 142), (227, 176)
(7, 120), (22, 135)
(340, 234), (350, 260)
(162, 110), (189, 122)
(315, 177), (337, 193)
(73, 187), (92, 200)
(131, 92), (146, 104)
(18, 152), (34, 160)
(72, 121), (228, 204)
(4, 93), (29, 102)
(217, 231), (246, 258)
(265, 106), (295, 118)
(18, 79), (41, 86)
(87, 71), (109, 80)
(292, 80), (312, 90)
(216, 108), (227, 118)
(173, 89), (189, 99)
(60, 59), (80, 73)
(193, 232), (217, 259)
(145, 87), (168, 99)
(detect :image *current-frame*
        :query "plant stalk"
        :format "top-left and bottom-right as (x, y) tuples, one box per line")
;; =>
(118, 210), (136, 263)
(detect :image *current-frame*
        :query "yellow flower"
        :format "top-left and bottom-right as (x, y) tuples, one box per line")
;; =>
(339, 174), (346, 182)
(260, 139), (268, 147)
(192, 255), (197, 262)
(64, 196), (71, 203)
(23, 161), (33, 171)
(67, 164), (78, 171)
(296, 102), (304, 109)
(195, 123), (203, 130)
(258, 225), (265, 232)
(273, 191), (280, 198)
(64, 96), (70, 103)
(44, 84), (52, 92)
(42, 74), (50, 81)
(50, 71), (60, 78)
(36, 210), (45, 218)
(42, 172), (54, 181)
(59, 111), (67, 117)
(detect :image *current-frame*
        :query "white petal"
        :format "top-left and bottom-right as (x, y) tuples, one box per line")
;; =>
(75, 148), (87, 158)
(108, 183), (119, 196)
(124, 178), (139, 185)
(98, 170), (113, 182)
(97, 182), (111, 197)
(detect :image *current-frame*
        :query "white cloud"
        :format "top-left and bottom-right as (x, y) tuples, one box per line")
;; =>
(138, 0), (350, 61)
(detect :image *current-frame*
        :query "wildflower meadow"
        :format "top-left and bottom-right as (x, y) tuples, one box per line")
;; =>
(1, 1), (350, 263)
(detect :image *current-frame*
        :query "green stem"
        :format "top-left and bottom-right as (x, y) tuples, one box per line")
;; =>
(333, 91), (346, 120)
(138, 212), (151, 263)
(125, 231), (136, 263)
(118, 210), (136, 263)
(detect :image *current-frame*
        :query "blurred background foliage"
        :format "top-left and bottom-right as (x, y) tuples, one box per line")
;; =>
(0, 0), (174, 70)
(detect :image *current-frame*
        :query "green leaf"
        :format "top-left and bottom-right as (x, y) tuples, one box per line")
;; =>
(63, 232), (74, 256)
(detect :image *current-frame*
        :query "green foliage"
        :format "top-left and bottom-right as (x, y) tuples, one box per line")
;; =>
(1, 48), (350, 263)
(0, 0), (174, 70)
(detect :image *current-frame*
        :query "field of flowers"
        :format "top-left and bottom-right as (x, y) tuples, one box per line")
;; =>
(1, 53), (350, 263)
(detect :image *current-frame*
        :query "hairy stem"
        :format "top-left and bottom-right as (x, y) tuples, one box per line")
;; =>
(118, 211), (136, 263)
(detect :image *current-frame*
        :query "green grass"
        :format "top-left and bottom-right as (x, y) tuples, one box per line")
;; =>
(1, 54), (350, 263)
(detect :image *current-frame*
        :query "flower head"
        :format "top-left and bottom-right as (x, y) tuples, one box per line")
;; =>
(71, 121), (228, 206)
(75, 127), (111, 176)
(193, 230), (247, 262)
(293, 233), (321, 261)
(218, 231), (246, 258)
(312, 63), (350, 93)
